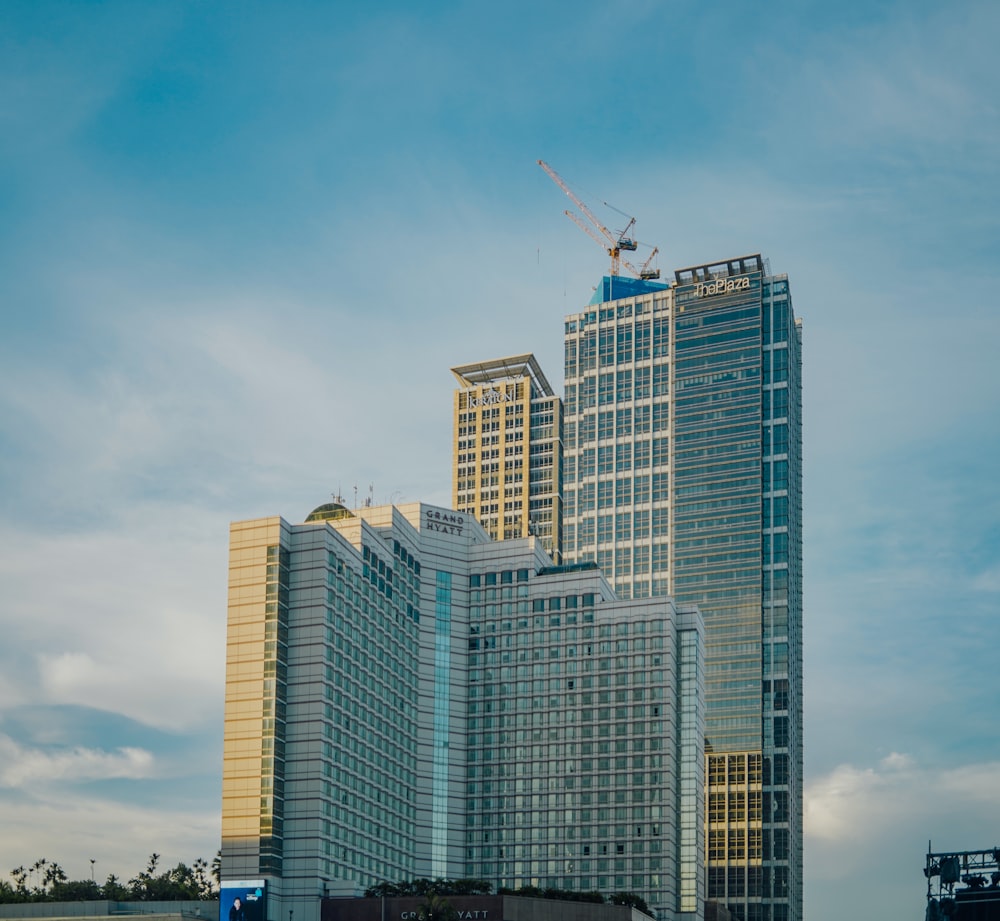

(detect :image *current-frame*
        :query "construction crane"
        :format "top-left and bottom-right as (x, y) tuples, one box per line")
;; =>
(565, 210), (662, 279)
(604, 199), (660, 278)
(638, 246), (661, 280)
(602, 200), (639, 252)
(538, 159), (655, 278)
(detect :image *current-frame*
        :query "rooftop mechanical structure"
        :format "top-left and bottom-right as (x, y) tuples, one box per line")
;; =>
(924, 844), (1000, 920)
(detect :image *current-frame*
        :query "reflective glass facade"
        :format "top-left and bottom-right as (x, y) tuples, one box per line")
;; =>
(464, 574), (703, 921)
(431, 570), (453, 876)
(562, 256), (802, 921)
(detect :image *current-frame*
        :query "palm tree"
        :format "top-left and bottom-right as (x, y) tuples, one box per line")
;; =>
(417, 893), (457, 921)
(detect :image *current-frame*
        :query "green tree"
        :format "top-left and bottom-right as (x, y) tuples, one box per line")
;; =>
(102, 874), (129, 900)
(446, 880), (491, 896)
(417, 893), (457, 921)
(365, 882), (406, 898)
(1, 857), (218, 905)
(193, 857), (216, 900)
(10, 866), (29, 899)
(608, 892), (651, 915)
(50, 880), (101, 901)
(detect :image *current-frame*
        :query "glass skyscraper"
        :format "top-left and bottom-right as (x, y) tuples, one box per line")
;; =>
(562, 255), (802, 921)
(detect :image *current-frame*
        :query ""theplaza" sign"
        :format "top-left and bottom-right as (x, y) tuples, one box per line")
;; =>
(694, 275), (751, 298)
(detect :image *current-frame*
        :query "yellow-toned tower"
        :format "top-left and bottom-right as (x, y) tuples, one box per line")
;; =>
(223, 516), (291, 879)
(451, 353), (562, 562)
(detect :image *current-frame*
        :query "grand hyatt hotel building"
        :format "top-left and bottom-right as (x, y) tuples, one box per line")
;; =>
(222, 501), (705, 921)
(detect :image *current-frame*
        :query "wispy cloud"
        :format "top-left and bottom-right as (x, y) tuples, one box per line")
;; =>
(0, 784), (218, 883)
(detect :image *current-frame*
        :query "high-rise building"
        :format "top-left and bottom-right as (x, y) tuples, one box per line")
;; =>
(451, 354), (563, 562)
(561, 255), (802, 921)
(222, 500), (705, 921)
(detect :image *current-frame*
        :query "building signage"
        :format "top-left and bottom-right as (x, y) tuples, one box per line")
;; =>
(220, 880), (266, 921)
(468, 388), (509, 407)
(401, 914), (487, 920)
(424, 509), (465, 535)
(695, 275), (751, 298)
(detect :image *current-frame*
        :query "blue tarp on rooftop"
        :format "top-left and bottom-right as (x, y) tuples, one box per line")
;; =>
(588, 275), (669, 305)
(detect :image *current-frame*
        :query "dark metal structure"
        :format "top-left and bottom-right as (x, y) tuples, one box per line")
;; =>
(924, 844), (1000, 920)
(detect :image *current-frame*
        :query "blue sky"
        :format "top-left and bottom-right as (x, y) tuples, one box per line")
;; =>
(1, 1), (998, 917)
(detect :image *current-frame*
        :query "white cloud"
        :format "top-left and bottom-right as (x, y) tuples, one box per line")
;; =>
(806, 754), (1000, 861)
(0, 733), (154, 788)
(0, 512), (226, 732)
(805, 753), (1000, 919)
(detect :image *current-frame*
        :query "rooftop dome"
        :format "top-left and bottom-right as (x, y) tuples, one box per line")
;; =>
(305, 502), (355, 523)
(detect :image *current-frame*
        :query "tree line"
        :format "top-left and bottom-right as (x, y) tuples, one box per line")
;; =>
(0, 854), (220, 904)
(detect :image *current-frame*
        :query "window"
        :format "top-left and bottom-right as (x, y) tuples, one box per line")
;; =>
(615, 513), (631, 540)
(652, 402), (669, 432)
(652, 473), (668, 502)
(652, 317), (669, 357)
(615, 369), (632, 403)
(652, 363), (669, 396)
(634, 366), (650, 399)
(597, 515), (613, 543)
(634, 405), (650, 433)
(651, 507), (668, 536)
(599, 373), (614, 405)
(652, 437), (669, 467)
(633, 511), (649, 539)
(633, 475), (650, 503)
(635, 321), (650, 360)
(633, 440), (650, 468)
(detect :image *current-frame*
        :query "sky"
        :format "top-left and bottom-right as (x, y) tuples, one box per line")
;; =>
(0, 0), (998, 916)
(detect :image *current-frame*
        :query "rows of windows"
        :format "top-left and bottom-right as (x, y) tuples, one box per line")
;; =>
(258, 544), (290, 873)
(707, 865), (791, 903)
(261, 534), (426, 889)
